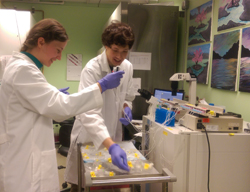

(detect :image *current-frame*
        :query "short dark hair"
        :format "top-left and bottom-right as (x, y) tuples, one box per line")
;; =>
(20, 18), (68, 52)
(102, 21), (134, 49)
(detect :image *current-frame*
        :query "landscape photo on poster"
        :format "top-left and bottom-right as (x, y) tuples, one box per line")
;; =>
(240, 27), (250, 92)
(187, 43), (211, 84)
(212, 30), (240, 91)
(218, 0), (250, 31)
(188, 1), (212, 45)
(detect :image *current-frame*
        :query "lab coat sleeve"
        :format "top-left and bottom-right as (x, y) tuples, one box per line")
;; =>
(123, 62), (135, 109)
(12, 63), (103, 122)
(77, 66), (110, 150)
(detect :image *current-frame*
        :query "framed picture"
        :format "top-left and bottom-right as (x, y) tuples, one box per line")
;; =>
(211, 30), (240, 91)
(187, 43), (211, 84)
(188, 1), (213, 45)
(218, 0), (250, 31)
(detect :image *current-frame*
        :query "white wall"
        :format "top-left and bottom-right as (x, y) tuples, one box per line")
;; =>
(0, 9), (30, 56)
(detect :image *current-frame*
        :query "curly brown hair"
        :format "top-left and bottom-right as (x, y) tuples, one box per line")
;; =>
(20, 18), (68, 52)
(102, 21), (134, 49)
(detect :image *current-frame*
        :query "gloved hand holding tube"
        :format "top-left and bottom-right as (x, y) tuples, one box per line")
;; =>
(98, 71), (125, 93)
(59, 87), (70, 95)
(119, 107), (132, 126)
(108, 143), (130, 171)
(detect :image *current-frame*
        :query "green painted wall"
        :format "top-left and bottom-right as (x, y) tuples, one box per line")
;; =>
(181, 0), (250, 122)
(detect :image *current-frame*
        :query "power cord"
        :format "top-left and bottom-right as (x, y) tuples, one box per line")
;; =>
(198, 123), (210, 192)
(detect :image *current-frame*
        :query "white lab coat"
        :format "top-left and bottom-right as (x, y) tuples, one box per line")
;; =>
(0, 52), (103, 192)
(0, 55), (12, 82)
(65, 50), (135, 186)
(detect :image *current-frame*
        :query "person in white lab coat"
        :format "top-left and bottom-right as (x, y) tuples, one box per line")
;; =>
(65, 21), (135, 191)
(0, 18), (125, 192)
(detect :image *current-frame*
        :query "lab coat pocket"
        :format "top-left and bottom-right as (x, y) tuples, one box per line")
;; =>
(41, 149), (59, 192)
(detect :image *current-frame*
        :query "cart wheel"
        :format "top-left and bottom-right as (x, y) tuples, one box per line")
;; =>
(62, 182), (68, 189)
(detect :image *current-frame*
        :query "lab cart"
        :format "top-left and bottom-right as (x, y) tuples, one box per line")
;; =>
(142, 115), (250, 192)
(76, 141), (177, 192)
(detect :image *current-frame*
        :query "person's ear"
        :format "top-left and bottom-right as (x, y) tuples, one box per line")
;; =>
(37, 37), (45, 48)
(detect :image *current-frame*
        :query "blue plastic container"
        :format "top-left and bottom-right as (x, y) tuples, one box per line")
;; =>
(155, 108), (175, 127)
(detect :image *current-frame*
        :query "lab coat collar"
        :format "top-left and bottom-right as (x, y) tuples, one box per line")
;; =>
(98, 49), (124, 73)
(21, 52), (43, 69)
(99, 50), (111, 73)
(12, 51), (42, 70)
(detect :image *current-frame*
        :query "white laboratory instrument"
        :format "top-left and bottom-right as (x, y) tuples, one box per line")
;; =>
(143, 115), (250, 192)
(176, 102), (243, 133)
(170, 73), (197, 105)
(180, 113), (243, 132)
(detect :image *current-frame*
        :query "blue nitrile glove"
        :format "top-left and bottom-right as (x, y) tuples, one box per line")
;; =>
(109, 143), (129, 171)
(119, 107), (132, 126)
(59, 87), (70, 95)
(98, 71), (125, 93)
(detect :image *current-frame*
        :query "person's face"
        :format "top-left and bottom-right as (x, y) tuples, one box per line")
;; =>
(105, 44), (129, 67)
(38, 37), (67, 67)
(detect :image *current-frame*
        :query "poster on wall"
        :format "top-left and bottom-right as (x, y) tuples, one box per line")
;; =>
(187, 43), (211, 84)
(67, 54), (82, 81)
(129, 52), (151, 70)
(218, 0), (250, 32)
(240, 27), (250, 92)
(211, 30), (240, 91)
(188, 1), (213, 45)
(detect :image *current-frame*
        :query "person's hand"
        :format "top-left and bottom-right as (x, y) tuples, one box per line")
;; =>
(108, 144), (129, 171)
(98, 71), (125, 93)
(119, 107), (132, 126)
(59, 87), (70, 95)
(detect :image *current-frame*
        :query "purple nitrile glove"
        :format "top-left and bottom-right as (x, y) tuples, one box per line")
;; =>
(59, 87), (70, 95)
(108, 144), (129, 171)
(119, 107), (132, 126)
(98, 71), (125, 93)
